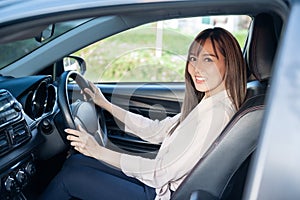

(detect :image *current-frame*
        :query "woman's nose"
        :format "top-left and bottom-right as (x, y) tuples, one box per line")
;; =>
(191, 63), (202, 74)
(195, 66), (202, 74)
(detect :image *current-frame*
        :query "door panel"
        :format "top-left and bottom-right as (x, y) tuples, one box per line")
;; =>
(99, 82), (185, 153)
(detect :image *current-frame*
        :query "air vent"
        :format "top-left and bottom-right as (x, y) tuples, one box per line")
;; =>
(0, 121), (32, 157)
(0, 132), (10, 156)
(10, 121), (31, 146)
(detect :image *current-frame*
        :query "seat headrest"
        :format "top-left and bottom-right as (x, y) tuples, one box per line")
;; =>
(247, 13), (278, 81)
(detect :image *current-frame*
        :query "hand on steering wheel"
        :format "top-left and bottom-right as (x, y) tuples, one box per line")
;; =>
(83, 81), (110, 109)
(56, 71), (108, 147)
(66, 124), (102, 158)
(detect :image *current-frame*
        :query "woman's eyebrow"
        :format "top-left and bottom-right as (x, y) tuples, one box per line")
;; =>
(202, 53), (217, 57)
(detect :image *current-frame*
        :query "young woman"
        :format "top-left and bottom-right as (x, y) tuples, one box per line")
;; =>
(41, 27), (247, 200)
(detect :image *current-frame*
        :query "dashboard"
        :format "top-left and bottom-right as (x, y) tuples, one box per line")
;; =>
(0, 75), (63, 199)
(0, 89), (31, 157)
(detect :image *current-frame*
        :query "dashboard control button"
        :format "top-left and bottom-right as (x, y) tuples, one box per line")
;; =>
(16, 170), (27, 185)
(12, 102), (22, 112)
(25, 162), (36, 175)
(4, 176), (19, 193)
(40, 118), (53, 134)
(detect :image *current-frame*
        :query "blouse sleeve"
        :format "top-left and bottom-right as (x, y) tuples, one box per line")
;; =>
(124, 111), (180, 144)
(120, 102), (233, 189)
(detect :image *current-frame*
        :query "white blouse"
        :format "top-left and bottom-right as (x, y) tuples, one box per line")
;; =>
(120, 90), (236, 200)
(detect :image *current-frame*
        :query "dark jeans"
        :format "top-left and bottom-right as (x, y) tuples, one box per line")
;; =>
(40, 154), (156, 200)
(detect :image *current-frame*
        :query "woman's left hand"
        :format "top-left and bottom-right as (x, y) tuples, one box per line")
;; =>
(65, 125), (101, 158)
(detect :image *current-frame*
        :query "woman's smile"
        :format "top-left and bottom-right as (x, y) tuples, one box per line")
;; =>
(195, 76), (207, 84)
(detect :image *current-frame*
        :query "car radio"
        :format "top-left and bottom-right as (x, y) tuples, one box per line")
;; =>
(0, 89), (31, 156)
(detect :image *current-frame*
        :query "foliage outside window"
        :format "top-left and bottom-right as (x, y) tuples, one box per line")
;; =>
(74, 15), (251, 83)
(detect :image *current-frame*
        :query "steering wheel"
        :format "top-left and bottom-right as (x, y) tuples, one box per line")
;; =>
(56, 70), (107, 146)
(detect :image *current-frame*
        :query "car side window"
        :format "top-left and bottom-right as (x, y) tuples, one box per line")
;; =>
(74, 15), (251, 83)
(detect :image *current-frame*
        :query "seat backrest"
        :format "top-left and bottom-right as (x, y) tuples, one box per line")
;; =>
(171, 13), (279, 200)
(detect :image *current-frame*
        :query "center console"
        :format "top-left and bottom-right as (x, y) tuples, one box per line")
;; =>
(0, 89), (34, 199)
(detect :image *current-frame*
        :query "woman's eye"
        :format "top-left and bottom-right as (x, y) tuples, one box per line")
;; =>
(204, 57), (213, 62)
(189, 56), (197, 62)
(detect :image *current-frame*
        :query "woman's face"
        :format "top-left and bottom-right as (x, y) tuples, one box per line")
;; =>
(187, 39), (226, 97)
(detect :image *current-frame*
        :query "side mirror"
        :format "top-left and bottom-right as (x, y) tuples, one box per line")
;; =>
(63, 56), (86, 75)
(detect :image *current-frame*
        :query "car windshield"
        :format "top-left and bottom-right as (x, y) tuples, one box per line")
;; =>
(0, 18), (91, 69)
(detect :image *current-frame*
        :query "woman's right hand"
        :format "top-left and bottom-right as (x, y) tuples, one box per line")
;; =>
(83, 81), (110, 108)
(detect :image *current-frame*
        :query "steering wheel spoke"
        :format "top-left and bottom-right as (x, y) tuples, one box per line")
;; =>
(56, 71), (107, 147)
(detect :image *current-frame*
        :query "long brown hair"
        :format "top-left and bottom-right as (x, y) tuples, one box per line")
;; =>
(171, 27), (247, 133)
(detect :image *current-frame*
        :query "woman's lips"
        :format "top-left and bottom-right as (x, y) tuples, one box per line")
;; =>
(195, 76), (206, 84)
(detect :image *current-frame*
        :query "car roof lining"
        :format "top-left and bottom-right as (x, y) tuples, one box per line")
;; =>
(0, 0), (288, 42)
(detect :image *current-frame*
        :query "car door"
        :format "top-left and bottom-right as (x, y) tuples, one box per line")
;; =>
(99, 82), (184, 154)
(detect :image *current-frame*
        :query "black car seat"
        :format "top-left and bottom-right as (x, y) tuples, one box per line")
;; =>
(171, 13), (280, 200)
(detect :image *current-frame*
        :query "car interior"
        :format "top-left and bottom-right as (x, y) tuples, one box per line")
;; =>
(0, 1), (287, 199)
